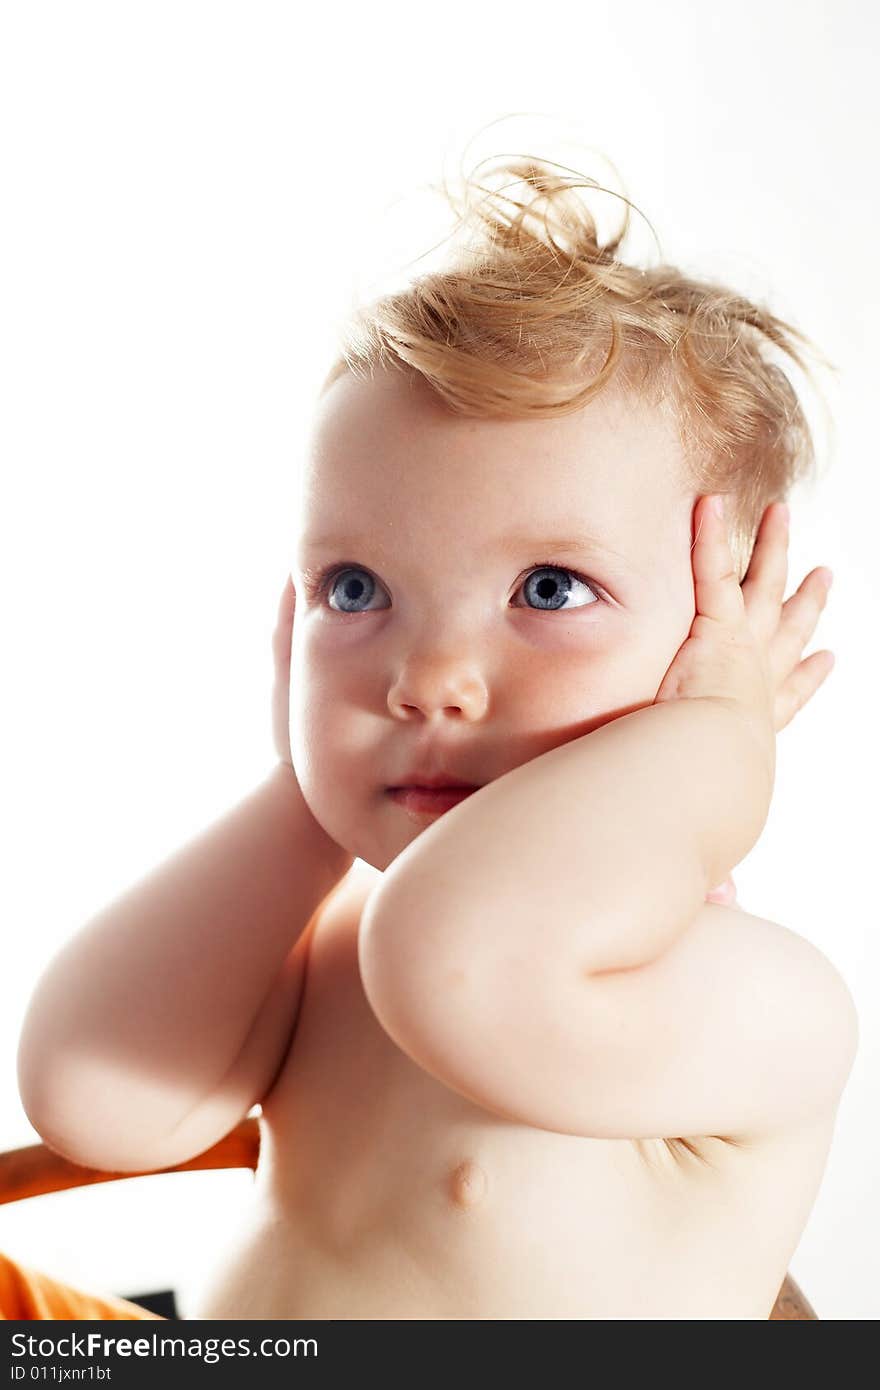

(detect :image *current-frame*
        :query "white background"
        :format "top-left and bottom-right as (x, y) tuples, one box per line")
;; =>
(1, 0), (877, 1320)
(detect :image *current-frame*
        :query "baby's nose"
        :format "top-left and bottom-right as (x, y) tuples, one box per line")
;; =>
(386, 659), (489, 722)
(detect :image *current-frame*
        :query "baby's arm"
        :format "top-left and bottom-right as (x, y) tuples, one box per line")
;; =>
(18, 763), (352, 1173)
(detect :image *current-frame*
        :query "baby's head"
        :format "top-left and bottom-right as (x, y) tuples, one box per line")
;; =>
(289, 153), (827, 872)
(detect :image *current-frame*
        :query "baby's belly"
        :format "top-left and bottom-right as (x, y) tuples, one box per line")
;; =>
(184, 1118), (785, 1321)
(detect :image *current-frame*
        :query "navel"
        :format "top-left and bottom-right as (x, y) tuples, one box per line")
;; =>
(448, 1159), (488, 1209)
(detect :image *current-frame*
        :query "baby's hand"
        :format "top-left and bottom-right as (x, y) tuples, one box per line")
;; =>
(271, 574), (297, 767)
(654, 494), (835, 788)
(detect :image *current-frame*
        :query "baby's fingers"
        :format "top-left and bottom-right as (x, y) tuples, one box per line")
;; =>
(706, 875), (738, 905)
(741, 501), (789, 639)
(692, 494), (746, 626)
(770, 567), (833, 687)
(775, 648), (835, 732)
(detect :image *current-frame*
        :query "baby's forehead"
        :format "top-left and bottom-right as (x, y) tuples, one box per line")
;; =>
(312, 363), (680, 452)
(299, 370), (693, 569)
(307, 374), (687, 498)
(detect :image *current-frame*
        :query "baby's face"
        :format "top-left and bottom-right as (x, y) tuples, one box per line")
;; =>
(290, 367), (698, 871)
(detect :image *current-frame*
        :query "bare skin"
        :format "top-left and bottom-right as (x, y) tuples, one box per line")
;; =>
(188, 860), (842, 1321)
(184, 371), (847, 1320)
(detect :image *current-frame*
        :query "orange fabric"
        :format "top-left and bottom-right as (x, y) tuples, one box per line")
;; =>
(0, 1249), (165, 1320)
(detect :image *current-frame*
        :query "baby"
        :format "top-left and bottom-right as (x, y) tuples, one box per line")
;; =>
(16, 151), (857, 1320)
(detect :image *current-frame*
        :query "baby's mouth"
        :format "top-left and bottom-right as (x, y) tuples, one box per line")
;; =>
(385, 785), (479, 817)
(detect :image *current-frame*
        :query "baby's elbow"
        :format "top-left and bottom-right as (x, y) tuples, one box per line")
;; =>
(16, 1034), (193, 1175)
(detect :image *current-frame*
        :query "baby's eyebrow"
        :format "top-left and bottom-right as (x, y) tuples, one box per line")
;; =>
(300, 531), (630, 571)
(495, 532), (630, 570)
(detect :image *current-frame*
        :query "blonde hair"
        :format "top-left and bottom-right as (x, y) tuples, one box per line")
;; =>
(319, 144), (834, 579)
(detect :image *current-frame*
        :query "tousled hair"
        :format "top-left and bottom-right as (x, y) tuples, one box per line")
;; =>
(318, 140), (833, 579)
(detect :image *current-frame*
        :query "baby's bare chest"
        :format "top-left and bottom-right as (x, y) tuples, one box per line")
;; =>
(220, 884), (828, 1319)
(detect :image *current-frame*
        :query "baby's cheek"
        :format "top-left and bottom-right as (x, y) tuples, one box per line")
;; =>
(526, 634), (662, 724)
(616, 613), (693, 702)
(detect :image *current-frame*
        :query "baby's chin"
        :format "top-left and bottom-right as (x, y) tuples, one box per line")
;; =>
(340, 804), (442, 876)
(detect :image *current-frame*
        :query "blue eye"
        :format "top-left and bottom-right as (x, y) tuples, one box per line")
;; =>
(515, 565), (600, 611)
(322, 567), (387, 613)
(303, 562), (602, 613)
